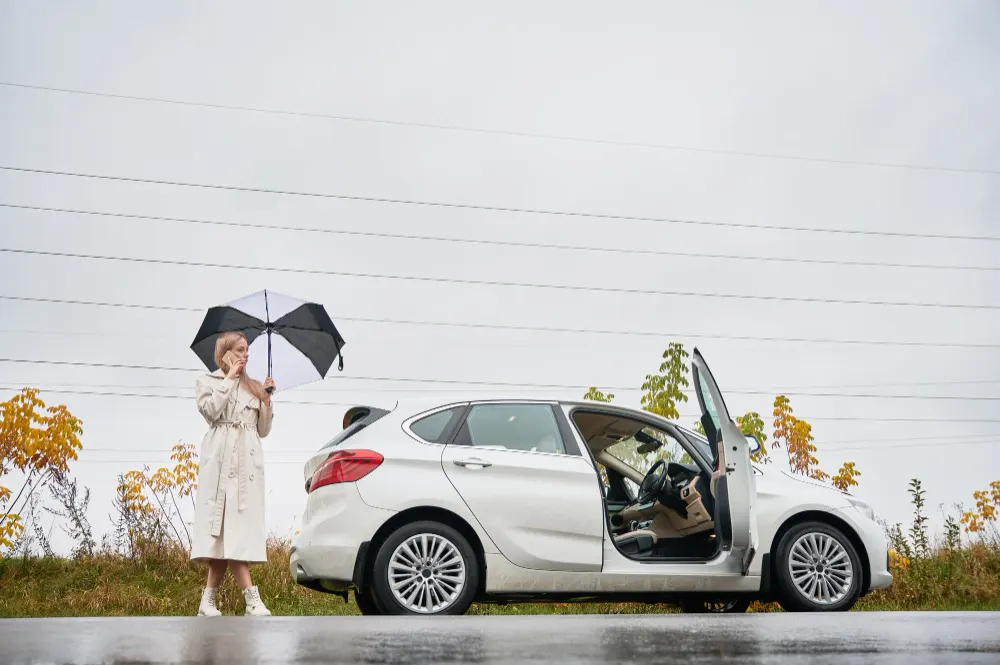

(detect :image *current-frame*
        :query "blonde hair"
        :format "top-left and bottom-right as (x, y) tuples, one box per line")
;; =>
(214, 331), (266, 402)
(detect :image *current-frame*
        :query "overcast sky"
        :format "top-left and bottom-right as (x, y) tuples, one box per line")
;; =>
(1, 0), (998, 555)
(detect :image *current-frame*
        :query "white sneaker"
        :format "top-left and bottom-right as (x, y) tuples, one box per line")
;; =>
(197, 587), (222, 616)
(243, 585), (272, 616)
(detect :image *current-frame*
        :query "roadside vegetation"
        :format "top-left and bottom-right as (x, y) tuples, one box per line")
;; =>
(3, 344), (999, 616)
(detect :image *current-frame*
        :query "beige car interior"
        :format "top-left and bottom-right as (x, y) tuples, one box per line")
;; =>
(573, 412), (717, 546)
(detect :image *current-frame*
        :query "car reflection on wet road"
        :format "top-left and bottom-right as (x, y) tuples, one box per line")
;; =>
(1, 612), (998, 664)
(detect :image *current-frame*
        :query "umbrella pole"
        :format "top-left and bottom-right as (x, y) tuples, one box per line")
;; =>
(264, 289), (275, 393)
(266, 327), (274, 392)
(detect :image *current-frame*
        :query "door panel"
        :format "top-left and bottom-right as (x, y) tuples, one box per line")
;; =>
(440, 403), (605, 572)
(691, 349), (759, 575)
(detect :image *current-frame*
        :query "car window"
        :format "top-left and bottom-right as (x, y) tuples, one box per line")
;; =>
(604, 427), (692, 495)
(409, 407), (461, 443)
(459, 404), (566, 455)
(696, 370), (722, 430)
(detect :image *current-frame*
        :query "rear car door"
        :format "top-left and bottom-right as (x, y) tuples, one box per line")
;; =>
(440, 401), (605, 572)
(691, 349), (759, 575)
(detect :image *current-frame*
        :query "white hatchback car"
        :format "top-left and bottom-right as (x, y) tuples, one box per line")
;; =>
(290, 349), (892, 615)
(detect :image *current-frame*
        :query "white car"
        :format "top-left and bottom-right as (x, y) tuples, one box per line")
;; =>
(290, 349), (892, 615)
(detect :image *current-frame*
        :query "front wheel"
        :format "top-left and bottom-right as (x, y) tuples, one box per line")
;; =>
(774, 521), (864, 612)
(370, 520), (479, 616)
(678, 597), (753, 614)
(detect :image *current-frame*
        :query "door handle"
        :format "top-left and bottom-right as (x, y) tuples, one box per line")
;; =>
(453, 457), (492, 468)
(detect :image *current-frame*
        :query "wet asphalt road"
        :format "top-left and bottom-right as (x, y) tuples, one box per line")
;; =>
(1, 613), (998, 664)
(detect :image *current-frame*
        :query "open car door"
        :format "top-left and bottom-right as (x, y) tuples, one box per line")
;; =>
(691, 348), (759, 575)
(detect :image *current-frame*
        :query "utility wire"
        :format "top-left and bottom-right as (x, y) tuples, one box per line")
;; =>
(73, 436), (999, 456)
(0, 385), (994, 423)
(3, 81), (998, 177)
(821, 439), (997, 452)
(7, 376), (1000, 395)
(0, 385), (354, 407)
(3, 379), (999, 402)
(2, 164), (998, 242)
(3, 202), (997, 272)
(69, 458), (306, 465)
(4, 247), (999, 311)
(3, 294), (998, 350)
(64, 437), (1000, 464)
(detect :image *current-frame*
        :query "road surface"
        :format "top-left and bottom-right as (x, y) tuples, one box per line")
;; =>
(1, 612), (998, 664)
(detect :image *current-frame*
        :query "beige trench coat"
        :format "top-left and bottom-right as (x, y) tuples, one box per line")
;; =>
(190, 370), (273, 563)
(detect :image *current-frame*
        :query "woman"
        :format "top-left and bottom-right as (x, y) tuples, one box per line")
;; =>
(191, 331), (276, 616)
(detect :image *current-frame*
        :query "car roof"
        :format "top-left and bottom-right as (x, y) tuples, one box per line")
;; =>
(376, 395), (675, 422)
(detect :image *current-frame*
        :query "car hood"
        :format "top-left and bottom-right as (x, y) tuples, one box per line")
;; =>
(755, 463), (851, 498)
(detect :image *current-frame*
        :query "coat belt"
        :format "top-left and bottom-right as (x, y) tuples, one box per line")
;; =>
(209, 420), (256, 536)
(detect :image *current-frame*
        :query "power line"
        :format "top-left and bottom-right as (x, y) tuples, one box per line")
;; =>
(4, 202), (998, 273)
(0, 384), (995, 423)
(5, 247), (1000, 311)
(67, 437), (1000, 465)
(75, 436), (998, 456)
(762, 378), (1000, 390)
(56, 437), (1000, 464)
(4, 294), (999, 350)
(5, 360), (1000, 419)
(2, 164), (998, 242)
(10, 378), (1000, 400)
(69, 458), (305, 465)
(0, 384), (355, 407)
(823, 439), (997, 452)
(813, 432), (999, 446)
(3, 80), (998, 177)
(4, 379), (1000, 402)
(57, 432), (1000, 452)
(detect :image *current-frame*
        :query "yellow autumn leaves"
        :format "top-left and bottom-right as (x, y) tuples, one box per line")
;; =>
(772, 394), (861, 492)
(2, 387), (200, 556)
(0, 388), (84, 551)
(114, 442), (199, 556)
(961, 481), (1000, 535)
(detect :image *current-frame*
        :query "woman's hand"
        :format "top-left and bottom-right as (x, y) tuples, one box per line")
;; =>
(263, 377), (275, 404)
(226, 354), (246, 379)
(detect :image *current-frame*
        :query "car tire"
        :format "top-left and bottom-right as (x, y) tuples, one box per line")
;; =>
(354, 587), (381, 616)
(774, 521), (864, 612)
(371, 520), (479, 616)
(678, 597), (753, 614)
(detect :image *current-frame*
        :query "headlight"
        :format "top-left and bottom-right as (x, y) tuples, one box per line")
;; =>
(849, 497), (876, 521)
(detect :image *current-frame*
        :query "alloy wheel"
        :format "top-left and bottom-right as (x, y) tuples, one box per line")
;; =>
(387, 533), (467, 614)
(787, 532), (854, 605)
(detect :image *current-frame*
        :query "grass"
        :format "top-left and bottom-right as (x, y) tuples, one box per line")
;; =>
(2, 539), (999, 617)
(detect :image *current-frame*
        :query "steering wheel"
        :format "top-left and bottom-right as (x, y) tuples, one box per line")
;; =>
(637, 459), (673, 505)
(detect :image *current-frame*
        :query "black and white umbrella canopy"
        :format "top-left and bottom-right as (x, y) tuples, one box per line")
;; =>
(190, 289), (346, 392)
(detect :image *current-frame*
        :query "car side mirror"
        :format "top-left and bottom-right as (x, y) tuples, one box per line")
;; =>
(745, 434), (762, 454)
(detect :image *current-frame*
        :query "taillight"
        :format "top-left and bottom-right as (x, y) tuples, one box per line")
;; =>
(309, 449), (383, 492)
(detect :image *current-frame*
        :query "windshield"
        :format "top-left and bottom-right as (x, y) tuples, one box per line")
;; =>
(675, 426), (716, 465)
(604, 427), (696, 495)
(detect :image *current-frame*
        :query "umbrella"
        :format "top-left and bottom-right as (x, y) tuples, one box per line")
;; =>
(190, 289), (346, 393)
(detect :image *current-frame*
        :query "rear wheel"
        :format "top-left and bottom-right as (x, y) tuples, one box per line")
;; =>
(370, 520), (479, 616)
(678, 597), (752, 614)
(774, 521), (863, 612)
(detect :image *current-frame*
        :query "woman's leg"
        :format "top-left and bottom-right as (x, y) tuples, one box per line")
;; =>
(230, 560), (252, 589)
(198, 559), (227, 616)
(206, 559), (229, 588)
(233, 560), (271, 615)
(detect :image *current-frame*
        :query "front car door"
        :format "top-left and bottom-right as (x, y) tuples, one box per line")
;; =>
(691, 349), (759, 575)
(440, 401), (605, 572)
